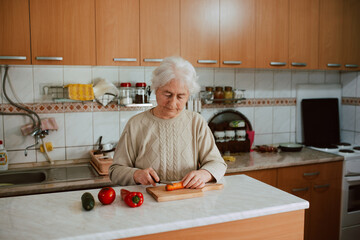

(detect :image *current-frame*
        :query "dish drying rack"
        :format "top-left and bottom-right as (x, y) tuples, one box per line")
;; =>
(43, 85), (117, 104)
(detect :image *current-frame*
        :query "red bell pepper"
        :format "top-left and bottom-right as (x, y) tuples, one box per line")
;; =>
(121, 189), (144, 208)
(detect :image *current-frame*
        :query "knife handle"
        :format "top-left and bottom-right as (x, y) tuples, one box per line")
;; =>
(202, 183), (224, 192)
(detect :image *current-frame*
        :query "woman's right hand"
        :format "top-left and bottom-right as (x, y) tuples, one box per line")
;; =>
(133, 168), (159, 186)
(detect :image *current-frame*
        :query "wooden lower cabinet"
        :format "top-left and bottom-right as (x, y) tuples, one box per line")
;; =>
(278, 161), (343, 240)
(124, 210), (305, 240)
(227, 169), (277, 187)
(228, 161), (342, 240)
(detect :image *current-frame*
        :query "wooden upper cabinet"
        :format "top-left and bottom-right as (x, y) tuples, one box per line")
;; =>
(220, 0), (255, 68)
(96, 0), (139, 66)
(181, 0), (219, 67)
(289, 0), (319, 70)
(256, 0), (289, 69)
(0, 0), (31, 65)
(30, 0), (96, 65)
(319, 0), (343, 70)
(140, 0), (180, 66)
(342, 0), (360, 71)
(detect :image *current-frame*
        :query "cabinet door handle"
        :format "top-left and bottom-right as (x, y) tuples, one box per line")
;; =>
(291, 62), (307, 67)
(0, 56), (27, 60)
(327, 63), (341, 67)
(198, 60), (218, 64)
(292, 187), (309, 192)
(113, 58), (137, 62)
(303, 171), (320, 177)
(223, 61), (242, 65)
(345, 64), (359, 68)
(143, 58), (163, 62)
(36, 56), (63, 61)
(314, 184), (330, 189)
(270, 62), (286, 66)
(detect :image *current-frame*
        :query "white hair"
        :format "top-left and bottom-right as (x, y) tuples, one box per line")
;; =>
(151, 56), (200, 95)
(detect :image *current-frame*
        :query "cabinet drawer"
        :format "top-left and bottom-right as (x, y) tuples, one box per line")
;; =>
(278, 161), (343, 183)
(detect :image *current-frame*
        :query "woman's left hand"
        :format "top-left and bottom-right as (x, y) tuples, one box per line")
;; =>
(181, 170), (214, 189)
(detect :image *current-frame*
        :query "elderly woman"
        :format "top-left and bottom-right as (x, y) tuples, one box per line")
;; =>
(109, 56), (227, 189)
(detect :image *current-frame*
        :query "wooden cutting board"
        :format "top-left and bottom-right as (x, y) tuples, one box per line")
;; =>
(146, 183), (223, 202)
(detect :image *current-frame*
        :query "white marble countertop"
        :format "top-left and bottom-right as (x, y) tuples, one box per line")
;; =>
(0, 175), (309, 240)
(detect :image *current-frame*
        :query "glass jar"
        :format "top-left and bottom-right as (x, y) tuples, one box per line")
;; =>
(214, 86), (224, 103)
(134, 82), (147, 104)
(224, 86), (233, 104)
(234, 89), (246, 103)
(119, 82), (133, 105)
(204, 86), (214, 104)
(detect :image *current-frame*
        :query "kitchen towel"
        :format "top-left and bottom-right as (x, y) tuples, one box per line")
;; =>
(21, 118), (59, 136)
(65, 84), (94, 101)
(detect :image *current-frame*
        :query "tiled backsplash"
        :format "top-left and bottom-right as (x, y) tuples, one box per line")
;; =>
(0, 65), (359, 165)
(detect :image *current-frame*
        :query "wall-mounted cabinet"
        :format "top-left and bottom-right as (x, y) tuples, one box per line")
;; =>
(140, 0), (180, 66)
(318, 0), (343, 70)
(181, 0), (219, 68)
(0, 0), (31, 65)
(220, 0), (255, 68)
(30, 0), (96, 65)
(256, 0), (289, 69)
(289, 0), (319, 70)
(342, 0), (360, 71)
(96, 0), (139, 66)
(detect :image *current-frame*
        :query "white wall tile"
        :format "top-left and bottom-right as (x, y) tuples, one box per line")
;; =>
(144, 67), (156, 87)
(273, 107), (290, 133)
(3, 66), (34, 104)
(291, 70), (309, 97)
(64, 66), (92, 85)
(120, 66), (145, 86)
(273, 133), (290, 144)
(0, 116), (3, 142)
(235, 69), (255, 98)
(342, 105), (356, 131)
(254, 134), (272, 146)
(66, 146), (93, 160)
(356, 72), (360, 97)
(254, 70), (273, 98)
(92, 66), (119, 86)
(214, 68), (235, 88)
(36, 147), (66, 163)
(325, 71), (340, 83)
(93, 111), (120, 145)
(341, 71), (357, 97)
(4, 115), (35, 150)
(200, 108), (217, 122)
(7, 149), (36, 164)
(196, 68), (215, 90)
(290, 106), (296, 132)
(355, 106), (360, 132)
(254, 107), (273, 134)
(33, 65), (64, 103)
(354, 132), (360, 145)
(39, 113), (65, 148)
(309, 70), (325, 84)
(65, 112), (93, 146)
(342, 130), (355, 145)
(274, 70), (291, 98)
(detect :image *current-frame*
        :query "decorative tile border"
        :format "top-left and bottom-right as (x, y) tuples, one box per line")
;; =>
(342, 97), (360, 106)
(1, 97), (357, 114)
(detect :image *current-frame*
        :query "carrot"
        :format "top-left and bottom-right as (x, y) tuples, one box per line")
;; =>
(165, 182), (184, 191)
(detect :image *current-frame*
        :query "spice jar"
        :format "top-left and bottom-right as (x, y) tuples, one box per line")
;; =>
(204, 86), (214, 104)
(119, 82), (133, 105)
(214, 86), (224, 103)
(224, 86), (233, 104)
(134, 82), (147, 104)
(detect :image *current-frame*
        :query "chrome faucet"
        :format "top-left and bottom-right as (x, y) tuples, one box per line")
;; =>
(24, 129), (49, 156)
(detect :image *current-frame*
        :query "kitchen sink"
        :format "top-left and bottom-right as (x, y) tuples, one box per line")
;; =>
(0, 163), (99, 187)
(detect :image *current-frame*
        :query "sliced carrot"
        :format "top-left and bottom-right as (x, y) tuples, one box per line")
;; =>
(165, 182), (184, 191)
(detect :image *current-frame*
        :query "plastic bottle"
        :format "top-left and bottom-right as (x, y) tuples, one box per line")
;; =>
(0, 140), (8, 171)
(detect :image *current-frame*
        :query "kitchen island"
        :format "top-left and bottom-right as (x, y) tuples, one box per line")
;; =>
(0, 175), (308, 240)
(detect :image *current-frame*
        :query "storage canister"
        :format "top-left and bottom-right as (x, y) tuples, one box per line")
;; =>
(119, 82), (133, 105)
(214, 86), (224, 102)
(224, 86), (233, 104)
(204, 86), (214, 104)
(134, 82), (148, 104)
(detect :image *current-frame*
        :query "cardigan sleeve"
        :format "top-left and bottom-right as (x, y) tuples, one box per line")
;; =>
(109, 125), (139, 186)
(195, 114), (227, 182)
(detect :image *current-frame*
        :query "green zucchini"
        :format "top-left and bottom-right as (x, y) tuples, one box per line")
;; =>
(81, 192), (95, 211)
